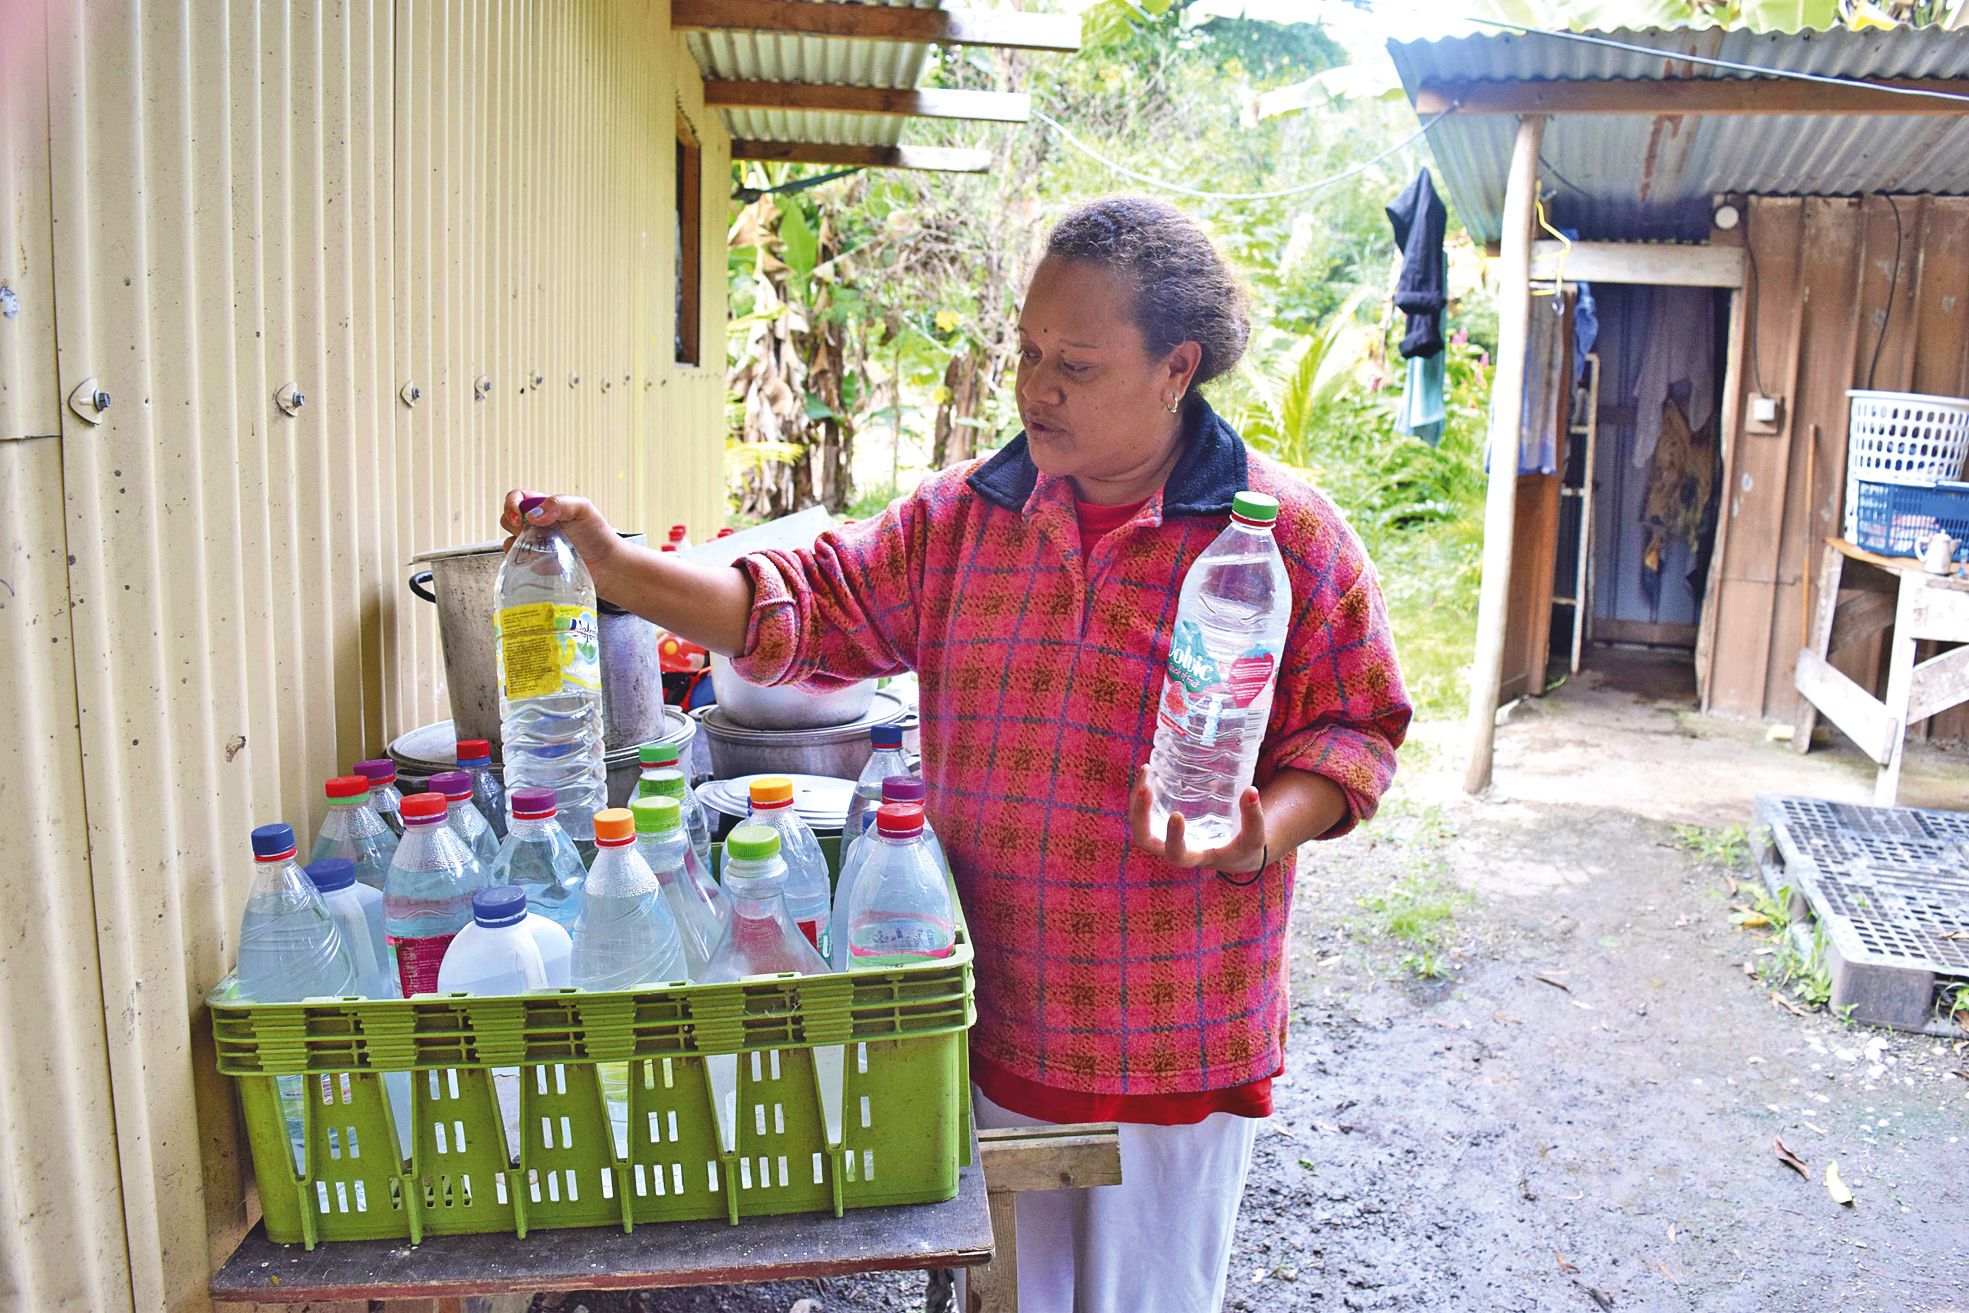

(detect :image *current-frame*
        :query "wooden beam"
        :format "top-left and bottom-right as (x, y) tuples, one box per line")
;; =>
(731, 140), (991, 173)
(978, 1124), (1123, 1196)
(1531, 239), (1745, 289)
(1465, 114), (1546, 795)
(1417, 77), (1969, 117)
(703, 80), (1030, 123)
(673, 0), (1081, 52)
(1795, 648), (1898, 764)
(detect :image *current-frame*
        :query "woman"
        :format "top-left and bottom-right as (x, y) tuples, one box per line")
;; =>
(501, 196), (1409, 1311)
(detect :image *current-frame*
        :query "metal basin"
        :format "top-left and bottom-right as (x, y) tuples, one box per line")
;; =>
(387, 706), (695, 811)
(695, 692), (906, 781)
(708, 651), (876, 731)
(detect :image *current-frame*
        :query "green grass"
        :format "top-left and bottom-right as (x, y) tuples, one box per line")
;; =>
(1673, 822), (1752, 870)
(1354, 802), (1469, 980)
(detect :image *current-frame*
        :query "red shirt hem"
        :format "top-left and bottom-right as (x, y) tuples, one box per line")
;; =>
(971, 1052), (1275, 1126)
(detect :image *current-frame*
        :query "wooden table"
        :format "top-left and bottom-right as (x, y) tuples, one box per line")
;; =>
(1793, 538), (1969, 803)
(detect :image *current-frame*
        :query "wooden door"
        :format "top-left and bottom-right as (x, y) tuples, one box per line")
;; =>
(1499, 294), (1574, 702)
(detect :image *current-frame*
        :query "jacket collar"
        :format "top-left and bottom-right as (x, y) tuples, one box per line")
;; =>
(968, 396), (1249, 519)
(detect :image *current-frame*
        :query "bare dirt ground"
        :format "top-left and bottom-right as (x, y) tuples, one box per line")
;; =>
(548, 653), (1969, 1313)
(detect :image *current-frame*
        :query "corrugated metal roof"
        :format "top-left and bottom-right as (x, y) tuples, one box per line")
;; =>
(1390, 26), (1969, 243)
(688, 0), (945, 151)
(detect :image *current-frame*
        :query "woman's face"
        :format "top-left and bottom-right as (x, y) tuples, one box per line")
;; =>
(1015, 257), (1201, 486)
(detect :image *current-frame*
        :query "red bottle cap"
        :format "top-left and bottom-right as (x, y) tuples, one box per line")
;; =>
(876, 802), (925, 838)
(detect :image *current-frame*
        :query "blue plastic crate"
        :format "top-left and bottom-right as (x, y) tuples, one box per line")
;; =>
(1850, 477), (1969, 562)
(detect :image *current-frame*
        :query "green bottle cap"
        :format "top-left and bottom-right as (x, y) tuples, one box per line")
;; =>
(631, 795), (682, 835)
(639, 741), (681, 767)
(637, 767), (687, 801)
(1232, 491), (1280, 524)
(724, 823), (780, 863)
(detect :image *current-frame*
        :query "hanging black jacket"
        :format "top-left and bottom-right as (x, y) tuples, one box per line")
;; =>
(1385, 169), (1447, 359)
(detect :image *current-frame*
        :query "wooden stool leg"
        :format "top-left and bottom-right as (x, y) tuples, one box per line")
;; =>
(966, 1193), (1019, 1313)
(1875, 587), (1918, 805)
(1795, 543), (1844, 754)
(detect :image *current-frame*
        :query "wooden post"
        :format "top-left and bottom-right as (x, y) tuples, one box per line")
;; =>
(1464, 114), (1547, 794)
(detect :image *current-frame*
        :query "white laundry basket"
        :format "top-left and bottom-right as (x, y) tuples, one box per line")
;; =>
(1843, 390), (1969, 541)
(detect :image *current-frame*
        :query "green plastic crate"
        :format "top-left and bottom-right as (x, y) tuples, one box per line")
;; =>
(209, 836), (974, 1247)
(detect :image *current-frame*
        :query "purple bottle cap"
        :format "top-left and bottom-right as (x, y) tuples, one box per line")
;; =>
(520, 495), (549, 515)
(429, 770), (472, 799)
(870, 723), (904, 749)
(881, 776), (926, 804)
(509, 787), (557, 818)
(354, 757), (396, 783)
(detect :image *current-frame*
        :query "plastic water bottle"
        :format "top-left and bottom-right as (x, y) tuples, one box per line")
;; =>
(456, 739), (508, 841)
(703, 826), (831, 982)
(573, 808), (688, 990)
(1146, 491), (1291, 850)
(832, 777), (946, 959)
(488, 786), (586, 930)
(436, 887), (555, 994)
(746, 776), (831, 959)
(843, 724), (910, 841)
(843, 775), (946, 870)
(310, 775), (400, 890)
(238, 823), (359, 1002)
(430, 769), (501, 868)
(631, 795), (725, 978)
(383, 792), (487, 997)
(666, 524), (692, 550)
(498, 495), (607, 842)
(840, 804), (956, 969)
(355, 758), (407, 836)
(304, 858), (395, 999)
(637, 744), (712, 873)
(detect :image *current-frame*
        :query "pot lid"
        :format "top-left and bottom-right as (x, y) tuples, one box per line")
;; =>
(389, 708), (691, 775)
(699, 691), (906, 744)
(697, 773), (855, 829)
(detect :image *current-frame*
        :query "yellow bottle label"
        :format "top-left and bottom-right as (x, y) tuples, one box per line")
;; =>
(497, 602), (601, 699)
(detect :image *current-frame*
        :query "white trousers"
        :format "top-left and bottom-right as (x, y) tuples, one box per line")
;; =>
(964, 1086), (1260, 1313)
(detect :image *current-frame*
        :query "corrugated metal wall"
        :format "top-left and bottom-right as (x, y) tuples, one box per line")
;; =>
(1705, 195), (1969, 737)
(2, 3), (729, 1309)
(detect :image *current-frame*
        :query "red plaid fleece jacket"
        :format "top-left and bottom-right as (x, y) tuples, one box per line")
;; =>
(735, 401), (1410, 1094)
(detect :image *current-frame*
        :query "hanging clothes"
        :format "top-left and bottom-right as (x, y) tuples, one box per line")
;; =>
(1385, 170), (1447, 360)
(1630, 286), (1714, 469)
(1396, 348), (1446, 447)
(1638, 396), (1715, 604)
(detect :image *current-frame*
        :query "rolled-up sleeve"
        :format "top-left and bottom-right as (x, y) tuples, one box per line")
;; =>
(1260, 560), (1411, 837)
(731, 493), (925, 690)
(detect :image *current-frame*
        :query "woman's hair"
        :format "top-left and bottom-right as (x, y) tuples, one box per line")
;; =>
(1042, 196), (1251, 394)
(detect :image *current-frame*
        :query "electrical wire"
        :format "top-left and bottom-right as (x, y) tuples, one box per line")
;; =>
(1742, 222), (1767, 398)
(1029, 104), (1458, 203)
(1866, 193), (1905, 390)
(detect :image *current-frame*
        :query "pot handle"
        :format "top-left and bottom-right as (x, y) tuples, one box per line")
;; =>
(597, 595), (632, 617)
(408, 569), (437, 604)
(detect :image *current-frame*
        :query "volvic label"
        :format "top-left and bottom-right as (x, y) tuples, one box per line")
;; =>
(496, 602), (601, 700)
(1165, 620), (1222, 693)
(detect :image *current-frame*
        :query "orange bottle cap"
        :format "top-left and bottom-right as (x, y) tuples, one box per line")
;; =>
(592, 807), (636, 844)
(749, 776), (794, 806)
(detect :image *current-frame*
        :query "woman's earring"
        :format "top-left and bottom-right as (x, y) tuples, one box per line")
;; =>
(1165, 396), (1180, 414)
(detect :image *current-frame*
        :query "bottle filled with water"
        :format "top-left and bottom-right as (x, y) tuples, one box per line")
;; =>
(843, 724), (910, 841)
(304, 858), (395, 1000)
(1146, 491), (1291, 850)
(573, 808), (687, 990)
(310, 775), (400, 890)
(488, 786), (586, 929)
(839, 804), (956, 969)
(435, 886), (563, 1153)
(383, 793), (487, 997)
(355, 758), (406, 836)
(430, 769), (501, 868)
(630, 795), (724, 978)
(456, 739), (508, 841)
(637, 745), (712, 875)
(831, 775), (946, 957)
(746, 776), (831, 959)
(498, 495), (607, 842)
(703, 826), (831, 983)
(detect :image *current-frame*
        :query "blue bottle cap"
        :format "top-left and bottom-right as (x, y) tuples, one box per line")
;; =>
(250, 823), (296, 858)
(870, 723), (904, 748)
(472, 886), (530, 928)
(305, 858), (356, 893)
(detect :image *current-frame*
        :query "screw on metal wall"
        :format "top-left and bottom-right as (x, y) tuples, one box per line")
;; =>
(275, 383), (306, 416)
(530, 370), (544, 389)
(474, 375), (493, 401)
(400, 381), (422, 407)
(569, 372), (581, 388)
(67, 376), (109, 425)
(601, 375), (612, 392)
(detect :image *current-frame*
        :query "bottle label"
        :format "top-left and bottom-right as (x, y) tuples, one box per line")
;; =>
(1165, 620), (1222, 694)
(1160, 628), (1280, 743)
(798, 916), (827, 959)
(390, 932), (456, 997)
(497, 603), (600, 700)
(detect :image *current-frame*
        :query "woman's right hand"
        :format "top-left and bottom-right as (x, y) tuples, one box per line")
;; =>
(499, 490), (623, 571)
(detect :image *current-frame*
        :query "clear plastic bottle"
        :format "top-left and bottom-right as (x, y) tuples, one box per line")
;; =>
(1146, 491), (1292, 850)
(304, 858), (396, 1000)
(430, 769), (501, 869)
(355, 758), (407, 836)
(844, 724), (911, 842)
(456, 738), (508, 842)
(383, 792), (488, 997)
(831, 776), (947, 959)
(842, 775), (947, 871)
(840, 804), (957, 969)
(637, 744), (712, 873)
(498, 495), (607, 842)
(488, 786), (586, 930)
(310, 774), (401, 890)
(573, 808), (688, 990)
(746, 776), (832, 959)
(666, 524), (692, 550)
(237, 823), (358, 1003)
(631, 795), (725, 978)
(703, 825), (831, 982)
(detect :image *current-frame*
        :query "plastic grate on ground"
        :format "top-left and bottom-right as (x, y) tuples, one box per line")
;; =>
(1758, 797), (1969, 976)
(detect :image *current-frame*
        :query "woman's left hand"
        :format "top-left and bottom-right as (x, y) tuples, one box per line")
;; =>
(1128, 767), (1270, 873)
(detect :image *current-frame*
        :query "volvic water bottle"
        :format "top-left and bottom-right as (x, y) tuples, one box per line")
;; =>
(631, 795), (725, 978)
(488, 786), (586, 929)
(843, 724), (910, 841)
(383, 792), (487, 997)
(430, 770), (501, 868)
(498, 495), (607, 842)
(746, 776), (831, 959)
(637, 744), (712, 874)
(1146, 491), (1291, 850)
(310, 775), (400, 890)
(841, 804), (956, 969)
(456, 739), (508, 841)
(304, 858), (395, 1000)
(354, 758), (407, 836)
